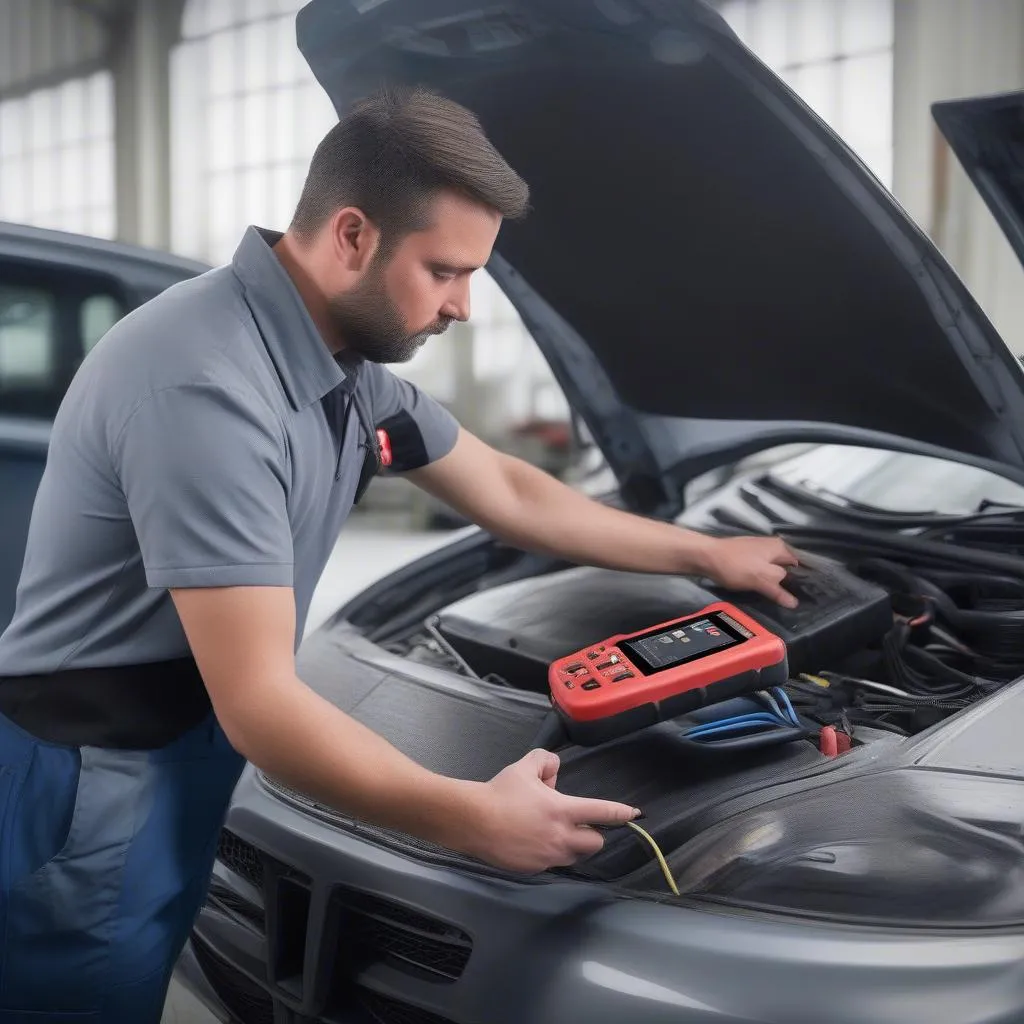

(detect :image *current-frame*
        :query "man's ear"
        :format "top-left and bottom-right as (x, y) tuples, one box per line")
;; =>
(331, 206), (381, 272)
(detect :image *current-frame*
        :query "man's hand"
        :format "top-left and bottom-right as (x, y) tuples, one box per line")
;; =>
(697, 535), (801, 608)
(465, 749), (641, 873)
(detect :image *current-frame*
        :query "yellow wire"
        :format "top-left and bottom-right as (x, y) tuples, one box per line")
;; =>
(800, 672), (831, 688)
(625, 820), (680, 896)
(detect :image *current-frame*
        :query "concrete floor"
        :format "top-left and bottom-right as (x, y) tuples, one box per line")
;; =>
(161, 521), (453, 1023)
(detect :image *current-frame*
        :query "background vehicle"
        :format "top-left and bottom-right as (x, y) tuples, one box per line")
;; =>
(0, 221), (207, 630)
(173, 2), (1024, 1023)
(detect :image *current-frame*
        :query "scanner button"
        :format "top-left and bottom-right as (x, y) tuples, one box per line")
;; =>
(611, 671), (634, 682)
(565, 662), (584, 673)
(563, 679), (575, 688)
(582, 680), (601, 691)
(595, 659), (618, 671)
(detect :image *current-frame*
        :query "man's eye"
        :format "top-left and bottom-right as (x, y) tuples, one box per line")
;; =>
(432, 270), (455, 281)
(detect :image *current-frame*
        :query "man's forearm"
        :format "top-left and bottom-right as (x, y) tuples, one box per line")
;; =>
(223, 672), (489, 856)
(484, 454), (714, 576)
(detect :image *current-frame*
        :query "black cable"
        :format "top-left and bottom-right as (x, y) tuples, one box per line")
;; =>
(755, 474), (1024, 530)
(707, 507), (768, 535)
(776, 522), (1024, 579)
(735, 484), (791, 525)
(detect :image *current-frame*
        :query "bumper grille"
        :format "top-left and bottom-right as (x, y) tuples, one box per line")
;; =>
(358, 987), (458, 1024)
(207, 879), (266, 931)
(216, 828), (265, 890)
(191, 935), (274, 1024)
(336, 889), (472, 982)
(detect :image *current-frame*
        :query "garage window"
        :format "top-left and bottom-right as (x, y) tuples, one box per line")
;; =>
(718, 0), (894, 188)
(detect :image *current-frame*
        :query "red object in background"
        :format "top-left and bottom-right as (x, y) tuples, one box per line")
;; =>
(376, 428), (393, 467)
(511, 419), (572, 449)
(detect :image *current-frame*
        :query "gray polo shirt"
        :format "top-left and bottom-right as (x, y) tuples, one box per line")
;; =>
(0, 226), (459, 675)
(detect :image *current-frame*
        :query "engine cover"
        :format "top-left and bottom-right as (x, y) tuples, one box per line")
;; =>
(435, 552), (892, 690)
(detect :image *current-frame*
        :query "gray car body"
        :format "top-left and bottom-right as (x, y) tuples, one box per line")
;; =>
(175, 2), (1024, 1021)
(2, 2), (1024, 1019)
(175, 455), (1024, 1024)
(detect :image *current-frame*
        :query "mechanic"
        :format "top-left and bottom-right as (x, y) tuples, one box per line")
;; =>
(0, 86), (798, 1019)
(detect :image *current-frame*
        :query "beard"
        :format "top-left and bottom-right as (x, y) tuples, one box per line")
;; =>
(326, 268), (452, 364)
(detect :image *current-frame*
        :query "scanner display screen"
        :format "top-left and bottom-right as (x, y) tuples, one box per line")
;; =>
(621, 612), (746, 675)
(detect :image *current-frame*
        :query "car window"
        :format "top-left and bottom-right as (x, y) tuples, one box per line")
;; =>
(0, 261), (128, 419)
(81, 293), (123, 354)
(0, 284), (57, 392)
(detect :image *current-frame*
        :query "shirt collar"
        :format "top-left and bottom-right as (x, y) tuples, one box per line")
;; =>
(231, 225), (346, 409)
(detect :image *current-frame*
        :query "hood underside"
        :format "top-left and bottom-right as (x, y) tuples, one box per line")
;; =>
(296, 0), (1024, 514)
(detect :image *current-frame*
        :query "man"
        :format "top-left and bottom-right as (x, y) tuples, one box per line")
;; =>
(0, 86), (797, 1019)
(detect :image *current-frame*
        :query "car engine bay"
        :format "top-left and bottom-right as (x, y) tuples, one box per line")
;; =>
(284, 465), (1024, 900)
(387, 471), (1024, 751)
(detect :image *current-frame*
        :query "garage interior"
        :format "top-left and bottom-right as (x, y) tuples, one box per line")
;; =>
(1, 1), (1023, 1021)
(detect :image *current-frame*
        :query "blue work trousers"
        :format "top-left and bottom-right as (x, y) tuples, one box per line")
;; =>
(0, 708), (243, 1021)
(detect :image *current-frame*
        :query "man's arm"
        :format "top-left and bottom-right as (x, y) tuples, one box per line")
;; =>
(115, 383), (638, 874)
(406, 428), (800, 607)
(170, 584), (641, 873)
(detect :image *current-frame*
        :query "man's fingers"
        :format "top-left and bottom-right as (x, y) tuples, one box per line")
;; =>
(775, 542), (800, 566)
(569, 825), (607, 858)
(564, 796), (642, 827)
(765, 581), (798, 608)
(524, 748), (561, 782)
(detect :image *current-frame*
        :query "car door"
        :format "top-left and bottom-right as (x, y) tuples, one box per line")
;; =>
(0, 256), (129, 629)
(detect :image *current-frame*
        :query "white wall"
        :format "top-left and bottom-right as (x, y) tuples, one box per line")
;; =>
(892, 0), (1024, 354)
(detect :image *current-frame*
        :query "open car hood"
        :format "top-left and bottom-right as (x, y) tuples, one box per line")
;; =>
(296, 0), (1024, 516)
(932, 90), (1024, 272)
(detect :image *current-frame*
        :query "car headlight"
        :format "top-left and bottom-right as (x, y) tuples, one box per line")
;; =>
(668, 768), (1024, 926)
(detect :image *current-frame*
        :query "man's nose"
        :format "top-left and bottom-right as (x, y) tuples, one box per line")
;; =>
(441, 281), (471, 323)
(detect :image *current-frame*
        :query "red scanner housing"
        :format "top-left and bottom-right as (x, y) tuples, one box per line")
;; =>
(548, 602), (788, 745)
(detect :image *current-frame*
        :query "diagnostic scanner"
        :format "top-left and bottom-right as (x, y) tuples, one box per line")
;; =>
(547, 602), (788, 746)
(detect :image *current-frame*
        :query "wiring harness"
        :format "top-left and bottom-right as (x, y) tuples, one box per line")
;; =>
(718, 475), (1024, 739)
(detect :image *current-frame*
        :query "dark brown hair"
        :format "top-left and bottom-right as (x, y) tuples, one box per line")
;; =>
(290, 85), (529, 246)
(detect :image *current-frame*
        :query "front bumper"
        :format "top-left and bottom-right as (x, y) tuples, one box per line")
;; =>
(187, 766), (1024, 1024)
(173, 941), (234, 1023)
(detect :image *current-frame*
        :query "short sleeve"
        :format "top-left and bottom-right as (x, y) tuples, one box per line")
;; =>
(114, 383), (293, 590)
(362, 364), (460, 472)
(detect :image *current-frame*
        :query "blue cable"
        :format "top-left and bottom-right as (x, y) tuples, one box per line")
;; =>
(773, 686), (800, 726)
(683, 712), (786, 740)
(681, 694), (803, 742)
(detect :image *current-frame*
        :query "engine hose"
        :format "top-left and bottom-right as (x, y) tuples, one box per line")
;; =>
(778, 522), (1024, 573)
(755, 475), (1024, 531)
(919, 519), (1024, 543)
(897, 644), (990, 697)
(881, 624), (983, 698)
(918, 570), (1024, 603)
(840, 556), (1024, 682)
